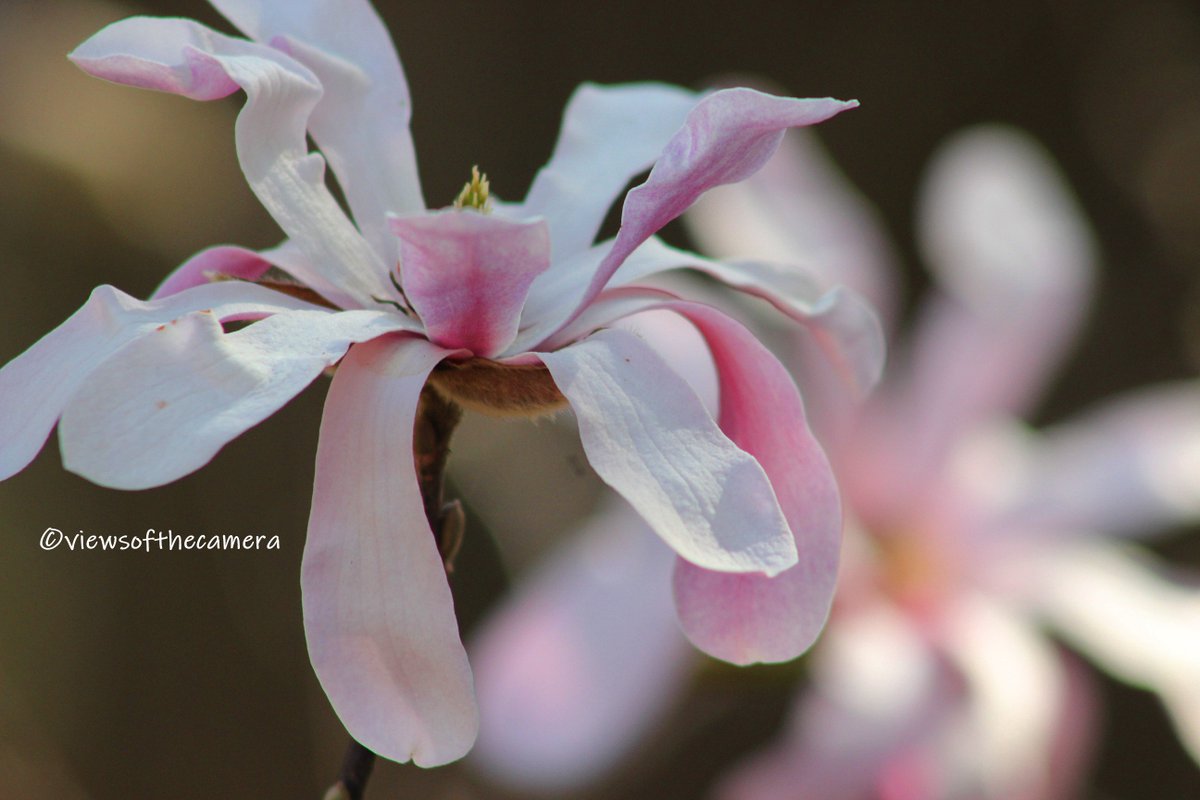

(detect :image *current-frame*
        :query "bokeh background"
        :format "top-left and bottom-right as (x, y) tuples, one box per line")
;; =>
(1, 0), (1198, 797)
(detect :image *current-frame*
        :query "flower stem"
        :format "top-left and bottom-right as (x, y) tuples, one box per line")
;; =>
(322, 740), (375, 800)
(322, 385), (465, 799)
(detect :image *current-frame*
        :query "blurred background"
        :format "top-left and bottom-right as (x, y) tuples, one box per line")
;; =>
(0, 0), (1198, 797)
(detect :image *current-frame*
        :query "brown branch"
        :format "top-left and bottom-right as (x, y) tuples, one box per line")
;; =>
(322, 384), (465, 799)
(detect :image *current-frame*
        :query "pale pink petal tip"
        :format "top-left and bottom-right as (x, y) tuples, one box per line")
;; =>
(69, 17), (244, 99)
(573, 89), (858, 318)
(917, 124), (1096, 309)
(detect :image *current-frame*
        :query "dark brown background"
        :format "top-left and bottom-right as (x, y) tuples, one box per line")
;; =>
(1, 0), (1198, 797)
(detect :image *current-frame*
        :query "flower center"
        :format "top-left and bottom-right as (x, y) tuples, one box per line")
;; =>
(428, 357), (567, 418)
(452, 166), (492, 213)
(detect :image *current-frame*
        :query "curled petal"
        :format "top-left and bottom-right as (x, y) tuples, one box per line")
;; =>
(469, 499), (692, 790)
(209, 0), (425, 250)
(566, 88), (857, 325)
(0, 282), (325, 482)
(71, 17), (391, 307)
(389, 211), (551, 357)
(663, 302), (840, 664)
(611, 237), (885, 400)
(58, 309), (415, 489)
(685, 128), (900, 323)
(539, 328), (798, 576)
(520, 82), (699, 259)
(303, 335), (477, 766)
(153, 239), (355, 309)
(152, 245), (276, 299)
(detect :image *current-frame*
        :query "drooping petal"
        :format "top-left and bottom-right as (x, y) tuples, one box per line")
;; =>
(685, 128), (901, 324)
(70, 17), (392, 307)
(662, 302), (841, 664)
(469, 499), (693, 791)
(520, 82), (699, 259)
(538, 328), (798, 576)
(562, 89), (857, 326)
(58, 308), (417, 489)
(0, 282), (327, 482)
(861, 126), (1096, 509)
(997, 381), (1200, 538)
(610, 237), (885, 400)
(302, 335), (476, 766)
(716, 604), (957, 800)
(1017, 542), (1200, 764)
(389, 211), (551, 357)
(208, 0), (425, 251)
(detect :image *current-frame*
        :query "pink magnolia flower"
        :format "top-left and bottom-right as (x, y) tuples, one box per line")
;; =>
(467, 123), (1200, 796)
(0, 0), (883, 768)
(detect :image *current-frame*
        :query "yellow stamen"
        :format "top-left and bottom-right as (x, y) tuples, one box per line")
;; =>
(453, 165), (492, 213)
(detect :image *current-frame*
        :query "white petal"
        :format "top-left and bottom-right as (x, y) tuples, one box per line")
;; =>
(58, 308), (414, 489)
(1023, 542), (1200, 763)
(208, 0), (425, 254)
(611, 237), (885, 399)
(71, 17), (392, 306)
(1001, 381), (1200, 538)
(940, 594), (1068, 797)
(0, 281), (324, 482)
(685, 128), (901, 324)
(303, 335), (477, 766)
(539, 328), (798, 576)
(520, 82), (698, 258)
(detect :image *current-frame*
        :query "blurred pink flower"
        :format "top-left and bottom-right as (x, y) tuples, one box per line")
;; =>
(0, 0), (883, 768)
(468, 124), (1200, 796)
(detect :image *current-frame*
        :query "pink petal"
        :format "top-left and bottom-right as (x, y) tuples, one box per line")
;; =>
(868, 126), (1096, 500)
(538, 328), (798, 576)
(716, 604), (956, 800)
(520, 82), (698, 258)
(303, 335), (475, 766)
(209, 0), (425, 250)
(685, 128), (901, 325)
(918, 126), (1095, 333)
(610, 237), (885, 400)
(152, 245), (276, 299)
(1000, 381), (1200, 538)
(389, 211), (551, 357)
(58, 309), (416, 489)
(567, 88), (857, 325)
(153, 239), (355, 308)
(71, 17), (392, 308)
(1015, 542), (1200, 764)
(0, 281), (326, 482)
(469, 499), (692, 791)
(664, 302), (841, 664)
